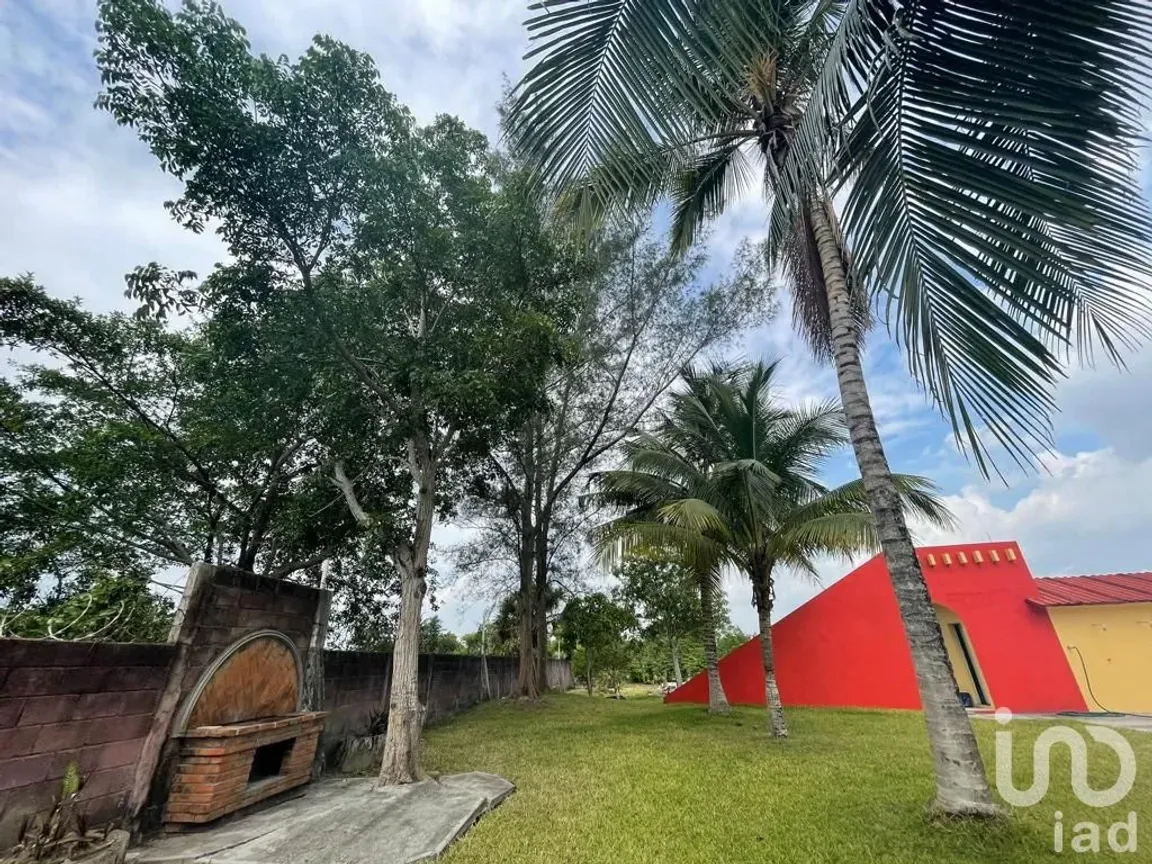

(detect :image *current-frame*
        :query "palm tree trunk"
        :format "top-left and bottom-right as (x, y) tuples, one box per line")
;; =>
(751, 563), (787, 738)
(670, 637), (683, 687)
(697, 574), (730, 715)
(808, 194), (996, 816)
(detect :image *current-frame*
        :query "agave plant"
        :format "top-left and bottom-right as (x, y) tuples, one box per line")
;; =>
(509, 0), (1152, 814)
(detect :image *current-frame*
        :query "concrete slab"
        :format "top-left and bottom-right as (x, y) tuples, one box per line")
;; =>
(970, 711), (1152, 733)
(130, 773), (515, 864)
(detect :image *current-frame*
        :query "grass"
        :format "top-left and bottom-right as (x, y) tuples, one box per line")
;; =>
(423, 691), (1152, 863)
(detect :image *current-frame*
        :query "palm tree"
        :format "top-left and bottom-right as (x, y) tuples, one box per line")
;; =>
(596, 362), (951, 735)
(594, 470), (737, 714)
(592, 385), (736, 715)
(507, 0), (1152, 814)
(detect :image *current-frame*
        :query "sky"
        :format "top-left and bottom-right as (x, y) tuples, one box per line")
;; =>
(4, 0), (1152, 637)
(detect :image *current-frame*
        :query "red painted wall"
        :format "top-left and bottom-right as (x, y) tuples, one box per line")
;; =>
(667, 542), (1087, 713)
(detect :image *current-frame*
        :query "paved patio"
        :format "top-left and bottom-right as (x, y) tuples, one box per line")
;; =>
(130, 773), (514, 864)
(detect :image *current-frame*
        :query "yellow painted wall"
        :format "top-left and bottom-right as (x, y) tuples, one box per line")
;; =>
(935, 605), (992, 707)
(1047, 602), (1152, 713)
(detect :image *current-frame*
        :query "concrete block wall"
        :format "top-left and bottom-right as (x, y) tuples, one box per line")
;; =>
(0, 640), (175, 846)
(1, 561), (574, 846)
(321, 652), (575, 755)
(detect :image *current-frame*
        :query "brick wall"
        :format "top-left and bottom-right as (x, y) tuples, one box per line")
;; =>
(177, 568), (321, 700)
(1, 563), (575, 846)
(0, 639), (175, 847)
(320, 651), (574, 756)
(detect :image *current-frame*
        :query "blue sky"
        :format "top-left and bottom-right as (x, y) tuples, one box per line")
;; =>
(4, 0), (1152, 636)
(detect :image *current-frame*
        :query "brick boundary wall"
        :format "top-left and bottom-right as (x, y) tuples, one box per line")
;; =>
(0, 640), (176, 847)
(321, 651), (575, 757)
(1, 563), (576, 848)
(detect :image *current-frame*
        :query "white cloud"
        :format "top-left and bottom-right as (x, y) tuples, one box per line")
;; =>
(911, 447), (1152, 577)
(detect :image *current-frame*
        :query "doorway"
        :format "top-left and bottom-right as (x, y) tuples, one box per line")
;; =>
(935, 605), (992, 707)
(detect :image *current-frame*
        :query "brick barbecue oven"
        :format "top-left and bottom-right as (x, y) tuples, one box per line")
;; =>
(163, 630), (326, 827)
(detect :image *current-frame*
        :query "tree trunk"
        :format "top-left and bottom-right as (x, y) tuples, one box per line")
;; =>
(670, 637), (683, 687)
(697, 575), (730, 714)
(585, 649), (594, 696)
(808, 194), (996, 816)
(515, 423), (539, 699)
(750, 562), (787, 738)
(378, 436), (435, 787)
(533, 515), (551, 694)
(516, 527), (538, 699)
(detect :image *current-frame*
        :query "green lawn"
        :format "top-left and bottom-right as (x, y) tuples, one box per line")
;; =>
(423, 692), (1151, 863)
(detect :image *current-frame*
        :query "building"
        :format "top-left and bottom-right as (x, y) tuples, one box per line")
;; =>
(666, 541), (1152, 714)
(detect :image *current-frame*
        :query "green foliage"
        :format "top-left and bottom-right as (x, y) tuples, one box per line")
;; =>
(0, 277), (393, 619)
(716, 625), (749, 658)
(12, 760), (110, 863)
(461, 622), (515, 658)
(1, 571), (173, 643)
(614, 548), (702, 643)
(772, 0), (1152, 471)
(595, 360), (952, 596)
(96, 0), (405, 293)
(420, 616), (464, 655)
(558, 592), (636, 692)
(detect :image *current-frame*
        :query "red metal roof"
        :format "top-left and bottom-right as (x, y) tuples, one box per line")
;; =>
(1032, 572), (1152, 606)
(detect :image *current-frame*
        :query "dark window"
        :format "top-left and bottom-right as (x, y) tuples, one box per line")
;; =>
(248, 739), (294, 784)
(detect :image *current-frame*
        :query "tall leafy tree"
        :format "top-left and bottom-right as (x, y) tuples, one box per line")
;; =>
(614, 548), (703, 687)
(321, 122), (564, 782)
(557, 592), (636, 696)
(95, 0), (566, 784)
(507, 0), (1152, 814)
(470, 224), (769, 699)
(0, 278), (374, 587)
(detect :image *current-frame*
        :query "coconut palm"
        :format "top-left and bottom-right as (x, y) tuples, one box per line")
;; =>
(675, 362), (955, 737)
(593, 390), (737, 715)
(595, 361), (952, 734)
(508, 0), (1152, 814)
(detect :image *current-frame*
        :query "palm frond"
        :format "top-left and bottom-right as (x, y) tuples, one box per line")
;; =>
(777, 511), (879, 558)
(771, 0), (1152, 474)
(670, 137), (759, 252)
(655, 497), (730, 536)
(589, 360), (951, 605)
(508, 0), (808, 203)
(592, 514), (730, 573)
(589, 468), (687, 509)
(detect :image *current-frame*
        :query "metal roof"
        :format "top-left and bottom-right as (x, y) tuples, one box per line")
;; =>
(1032, 572), (1152, 607)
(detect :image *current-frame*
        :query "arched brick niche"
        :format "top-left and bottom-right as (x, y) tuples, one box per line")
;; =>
(165, 630), (325, 827)
(176, 630), (303, 733)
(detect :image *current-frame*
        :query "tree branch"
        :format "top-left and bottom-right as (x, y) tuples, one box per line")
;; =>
(332, 460), (374, 527)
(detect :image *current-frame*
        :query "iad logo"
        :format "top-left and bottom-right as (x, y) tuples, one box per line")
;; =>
(994, 707), (1138, 853)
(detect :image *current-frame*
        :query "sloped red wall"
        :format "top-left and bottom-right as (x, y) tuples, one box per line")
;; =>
(667, 542), (1086, 713)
